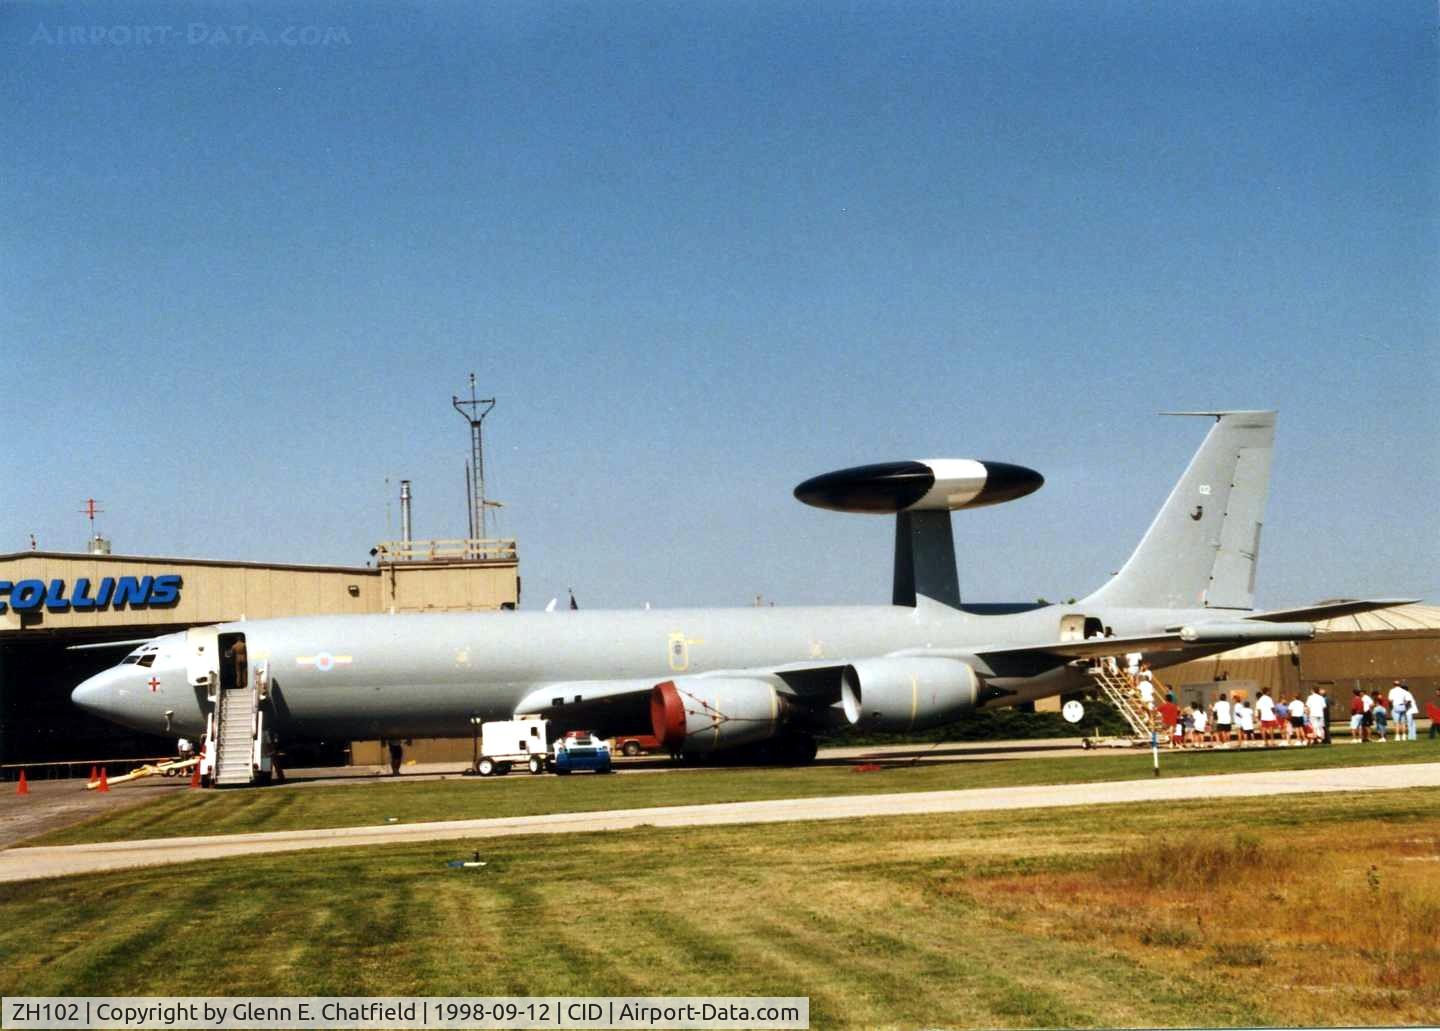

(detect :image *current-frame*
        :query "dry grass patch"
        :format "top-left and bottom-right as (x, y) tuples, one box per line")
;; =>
(965, 818), (1440, 1025)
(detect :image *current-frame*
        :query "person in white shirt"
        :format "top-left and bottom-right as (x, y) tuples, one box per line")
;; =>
(1306, 689), (1327, 744)
(1191, 705), (1209, 745)
(1255, 690), (1277, 747)
(1389, 681), (1419, 742)
(1212, 694), (1233, 747)
(1287, 696), (1306, 744)
(1233, 698), (1254, 744)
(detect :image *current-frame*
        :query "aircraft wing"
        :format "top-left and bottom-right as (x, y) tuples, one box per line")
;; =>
(512, 662), (849, 737)
(945, 618), (1320, 670)
(1240, 598), (1420, 624)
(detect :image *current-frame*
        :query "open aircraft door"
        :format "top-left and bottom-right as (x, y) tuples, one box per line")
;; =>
(185, 625), (221, 786)
(186, 625), (221, 692)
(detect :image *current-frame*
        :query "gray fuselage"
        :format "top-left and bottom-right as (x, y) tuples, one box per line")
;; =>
(72, 600), (1220, 741)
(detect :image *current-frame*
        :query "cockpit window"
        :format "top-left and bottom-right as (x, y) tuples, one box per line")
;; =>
(137, 653), (156, 668)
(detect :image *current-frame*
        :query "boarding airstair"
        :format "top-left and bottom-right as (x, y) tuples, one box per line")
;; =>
(191, 629), (274, 788)
(1086, 664), (1157, 744)
(213, 683), (259, 787)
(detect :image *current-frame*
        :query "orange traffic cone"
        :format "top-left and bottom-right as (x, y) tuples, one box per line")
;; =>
(89, 765), (98, 783)
(16, 770), (28, 796)
(97, 768), (109, 793)
(189, 763), (201, 789)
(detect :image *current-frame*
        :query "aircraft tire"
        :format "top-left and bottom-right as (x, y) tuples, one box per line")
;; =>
(528, 756), (543, 774)
(789, 734), (819, 764)
(477, 757), (496, 776)
(622, 741), (641, 757)
(765, 733), (818, 765)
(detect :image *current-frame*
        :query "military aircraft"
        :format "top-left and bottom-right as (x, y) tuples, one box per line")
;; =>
(72, 411), (1408, 779)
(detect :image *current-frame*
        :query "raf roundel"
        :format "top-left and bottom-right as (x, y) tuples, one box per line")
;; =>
(793, 459), (1043, 514)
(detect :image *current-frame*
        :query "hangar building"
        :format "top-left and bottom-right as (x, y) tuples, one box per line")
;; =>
(1158, 603), (1439, 711)
(0, 538), (519, 769)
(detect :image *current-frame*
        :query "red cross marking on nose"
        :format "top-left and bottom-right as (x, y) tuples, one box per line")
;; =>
(148, 677), (160, 692)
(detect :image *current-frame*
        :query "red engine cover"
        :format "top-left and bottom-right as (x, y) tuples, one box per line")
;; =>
(649, 681), (687, 750)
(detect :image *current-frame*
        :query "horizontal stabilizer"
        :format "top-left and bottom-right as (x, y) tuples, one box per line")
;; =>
(1244, 598), (1420, 624)
(940, 619), (1320, 666)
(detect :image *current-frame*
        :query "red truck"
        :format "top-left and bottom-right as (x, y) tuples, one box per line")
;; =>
(612, 733), (661, 757)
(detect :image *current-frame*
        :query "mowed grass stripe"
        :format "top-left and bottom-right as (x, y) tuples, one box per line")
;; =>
(31, 742), (1440, 846)
(9, 789), (1435, 1027)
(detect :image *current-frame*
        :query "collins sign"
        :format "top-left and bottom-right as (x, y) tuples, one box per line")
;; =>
(0, 575), (183, 614)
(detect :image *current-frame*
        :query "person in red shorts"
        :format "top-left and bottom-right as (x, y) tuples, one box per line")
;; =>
(1256, 687), (1278, 747)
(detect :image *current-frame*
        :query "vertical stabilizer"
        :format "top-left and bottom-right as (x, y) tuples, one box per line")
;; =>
(1083, 411), (1276, 610)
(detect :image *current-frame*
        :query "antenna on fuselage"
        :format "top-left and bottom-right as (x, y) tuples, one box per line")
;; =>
(452, 373), (499, 546)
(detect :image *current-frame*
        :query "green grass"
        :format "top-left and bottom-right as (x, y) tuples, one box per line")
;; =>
(4, 789), (1437, 1028)
(30, 740), (1440, 846)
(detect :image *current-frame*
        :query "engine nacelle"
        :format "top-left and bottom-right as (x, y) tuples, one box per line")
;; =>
(650, 677), (788, 754)
(840, 656), (981, 731)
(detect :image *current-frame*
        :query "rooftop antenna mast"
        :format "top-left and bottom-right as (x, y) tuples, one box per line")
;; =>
(452, 373), (497, 542)
(80, 497), (111, 555)
(80, 498), (103, 537)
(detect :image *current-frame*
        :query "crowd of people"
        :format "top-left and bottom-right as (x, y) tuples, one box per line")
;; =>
(1128, 663), (1427, 749)
(1346, 680), (1422, 743)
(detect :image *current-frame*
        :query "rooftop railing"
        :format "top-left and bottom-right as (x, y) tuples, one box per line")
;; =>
(374, 538), (518, 564)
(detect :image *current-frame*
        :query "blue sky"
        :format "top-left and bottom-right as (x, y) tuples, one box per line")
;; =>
(3, 1), (1436, 609)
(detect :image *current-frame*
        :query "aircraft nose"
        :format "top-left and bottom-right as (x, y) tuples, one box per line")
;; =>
(71, 670), (118, 717)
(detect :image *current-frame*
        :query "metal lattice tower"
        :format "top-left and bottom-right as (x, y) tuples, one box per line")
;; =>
(452, 374), (497, 541)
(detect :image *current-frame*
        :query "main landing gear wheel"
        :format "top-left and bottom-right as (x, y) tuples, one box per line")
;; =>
(768, 732), (819, 765)
(528, 756), (543, 775)
(477, 757), (496, 776)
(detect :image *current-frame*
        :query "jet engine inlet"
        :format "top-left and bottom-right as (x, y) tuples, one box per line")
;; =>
(650, 680), (687, 750)
(840, 656), (981, 731)
(650, 677), (789, 754)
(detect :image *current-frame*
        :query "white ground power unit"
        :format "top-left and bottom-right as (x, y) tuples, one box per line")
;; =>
(476, 717), (550, 776)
